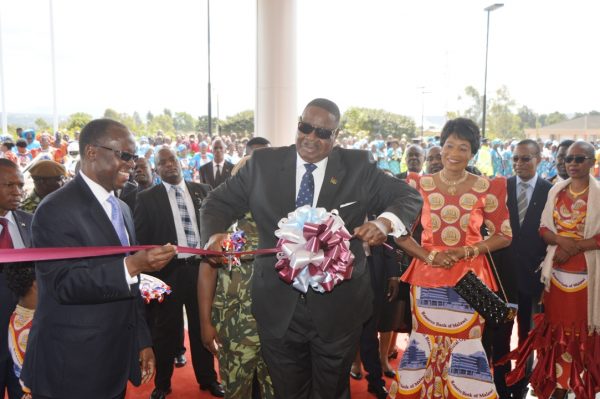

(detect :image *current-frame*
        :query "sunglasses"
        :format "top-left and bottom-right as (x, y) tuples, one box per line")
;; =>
(512, 156), (535, 163)
(93, 144), (139, 162)
(297, 121), (338, 140)
(564, 155), (594, 164)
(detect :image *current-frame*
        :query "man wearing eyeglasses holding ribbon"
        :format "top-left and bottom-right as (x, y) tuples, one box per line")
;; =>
(200, 98), (422, 399)
(22, 119), (176, 399)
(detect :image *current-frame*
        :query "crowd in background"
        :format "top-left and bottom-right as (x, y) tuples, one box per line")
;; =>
(2, 107), (600, 399)
(3, 128), (600, 189)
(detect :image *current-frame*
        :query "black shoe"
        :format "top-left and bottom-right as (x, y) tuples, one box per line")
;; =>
(383, 370), (396, 378)
(150, 388), (172, 399)
(174, 353), (187, 368)
(349, 370), (363, 380)
(200, 381), (225, 397)
(367, 384), (389, 399)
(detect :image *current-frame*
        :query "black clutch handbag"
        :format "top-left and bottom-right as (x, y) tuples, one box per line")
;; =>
(454, 247), (517, 327)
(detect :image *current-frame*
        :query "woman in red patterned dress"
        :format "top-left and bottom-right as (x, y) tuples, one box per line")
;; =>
(393, 118), (512, 399)
(502, 141), (600, 399)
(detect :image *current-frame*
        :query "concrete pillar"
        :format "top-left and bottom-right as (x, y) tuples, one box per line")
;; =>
(256, 0), (297, 147)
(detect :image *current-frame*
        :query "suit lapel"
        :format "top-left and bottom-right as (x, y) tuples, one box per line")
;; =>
(279, 146), (297, 215)
(75, 175), (121, 246)
(12, 211), (31, 248)
(507, 177), (520, 234)
(206, 163), (215, 187)
(186, 182), (204, 227)
(523, 177), (544, 226)
(317, 148), (345, 211)
(155, 184), (178, 241)
(120, 201), (136, 244)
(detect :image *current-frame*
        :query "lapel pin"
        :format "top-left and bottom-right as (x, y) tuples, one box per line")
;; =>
(330, 177), (337, 185)
(20, 223), (26, 227)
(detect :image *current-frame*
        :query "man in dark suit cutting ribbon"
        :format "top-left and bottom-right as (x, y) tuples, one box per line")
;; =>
(22, 119), (176, 399)
(200, 98), (422, 399)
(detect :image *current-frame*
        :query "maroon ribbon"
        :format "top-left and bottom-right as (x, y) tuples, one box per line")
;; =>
(0, 245), (279, 263)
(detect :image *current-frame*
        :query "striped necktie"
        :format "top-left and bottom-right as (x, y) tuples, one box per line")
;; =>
(517, 182), (529, 226)
(172, 185), (198, 248)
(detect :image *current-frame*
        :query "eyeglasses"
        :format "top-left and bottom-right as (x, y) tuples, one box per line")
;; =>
(93, 144), (139, 162)
(564, 155), (594, 164)
(297, 121), (338, 140)
(512, 156), (535, 163)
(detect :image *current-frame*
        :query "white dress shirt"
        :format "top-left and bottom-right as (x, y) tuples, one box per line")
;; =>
(80, 171), (137, 285)
(0, 211), (25, 249)
(161, 180), (201, 258)
(294, 153), (407, 237)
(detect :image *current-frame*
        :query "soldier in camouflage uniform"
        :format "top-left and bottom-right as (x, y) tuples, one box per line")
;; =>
(209, 215), (274, 398)
(20, 160), (66, 213)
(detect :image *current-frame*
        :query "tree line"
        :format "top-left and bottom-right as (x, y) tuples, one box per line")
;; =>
(23, 86), (599, 140)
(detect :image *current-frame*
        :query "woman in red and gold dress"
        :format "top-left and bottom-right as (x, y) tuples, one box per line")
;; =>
(502, 141), (600, 399)
(393, 118), (512, 399)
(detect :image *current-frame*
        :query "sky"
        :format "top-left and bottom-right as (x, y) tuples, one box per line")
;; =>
(0, 0), (598, 125)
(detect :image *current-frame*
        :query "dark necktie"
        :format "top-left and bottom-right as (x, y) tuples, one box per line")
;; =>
(517, 182), (529, 226)
(172, 186), (199, 248)
(296, 163), (317, 208)
(0, 217), (14, 249)
(107, 195), (130, 246)
(215, 164), (222, 183)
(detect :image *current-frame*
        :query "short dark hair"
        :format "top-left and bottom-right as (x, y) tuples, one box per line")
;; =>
(440, 118), (480, 155)
(304, 98), (341, 124)
(4, 262), (35, 298)
(558, 139), (575, 150)
(1, 142), (14, 150)
(516, 139), (541, 155)
(0, 158), (18, 170)
(246, 137), (270, 148)
(16, 139), (27, 148)
(79, 119), (127, 159)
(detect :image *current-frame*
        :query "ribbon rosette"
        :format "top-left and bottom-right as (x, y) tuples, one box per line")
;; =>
(274, 205), (354, 293)
(139, 274), (172, 304)
(222, 230), (247, 271)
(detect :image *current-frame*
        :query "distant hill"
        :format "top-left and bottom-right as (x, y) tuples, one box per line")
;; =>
(0, 113), (68, 130)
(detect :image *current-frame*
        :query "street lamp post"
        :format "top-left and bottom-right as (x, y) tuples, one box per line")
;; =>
(481, 3), (503, 138)
(207, 0), (212, 138)
(418, 87), (431, 140)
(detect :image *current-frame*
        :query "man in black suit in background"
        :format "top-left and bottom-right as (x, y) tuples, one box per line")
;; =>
(0, 159), (32, 399)
(122, 157), (154, 211)
(21, 119), (176, 399)
(200, 98), (422, 398)
(199, 138), (234, 188)
(490, 139), (551, 399)
(134, 148), (223, 399)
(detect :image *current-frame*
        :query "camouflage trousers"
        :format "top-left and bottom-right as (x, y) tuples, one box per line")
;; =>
(213, 267), (274, 398)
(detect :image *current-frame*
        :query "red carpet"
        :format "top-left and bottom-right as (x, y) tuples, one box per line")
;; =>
(124, 333), (409, 399)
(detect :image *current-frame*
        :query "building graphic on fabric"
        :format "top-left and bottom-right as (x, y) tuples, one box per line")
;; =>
(417, 287), (472, 313)
(400, 340), (428, 370)
(449, 351), (492, 382)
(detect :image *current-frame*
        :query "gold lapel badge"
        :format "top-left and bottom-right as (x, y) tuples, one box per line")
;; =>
(330, 177), (337, 185)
